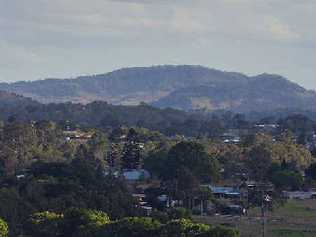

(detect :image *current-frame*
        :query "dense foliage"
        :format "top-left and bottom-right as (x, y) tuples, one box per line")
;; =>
(24, 209), (239, 237)
(0, 218), (8, 237)
(0, 112), (314, 236)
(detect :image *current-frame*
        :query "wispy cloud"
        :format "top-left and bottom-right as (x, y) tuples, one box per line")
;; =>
(0, 0), (315, 88)
(264, 16), (300, 41)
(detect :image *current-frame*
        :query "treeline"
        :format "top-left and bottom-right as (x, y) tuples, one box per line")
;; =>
(18, 209), (239, 237)
(0, 100), (226, 137)
(0, 138), (236, 236)
(2, 93), (316, 140)
(0, 158), (136, 236)
(0, 120), (316, 236)
(1, 121), (314, 189)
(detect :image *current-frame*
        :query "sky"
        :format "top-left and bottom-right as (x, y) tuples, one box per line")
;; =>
(0, 0), (316, 89)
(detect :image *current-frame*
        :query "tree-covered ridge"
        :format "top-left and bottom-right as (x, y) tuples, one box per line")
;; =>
(2, 90), (316, 140)
(0, 91), (38, 108)
(1, 65), (315, 112)
(0, 99), (235, 138)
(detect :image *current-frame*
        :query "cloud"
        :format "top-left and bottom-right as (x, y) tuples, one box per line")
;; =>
(0, 0), (315, 88)
(171, 7), (206, 34)
(264, 16), (300, 41)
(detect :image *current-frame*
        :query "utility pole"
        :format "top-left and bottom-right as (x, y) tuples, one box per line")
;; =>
(260, 185), (272, 237)
(261, 190), (266, 237)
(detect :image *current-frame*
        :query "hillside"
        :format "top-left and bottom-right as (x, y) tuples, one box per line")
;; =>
(0, 90), (38, 108)
(0, 99), (221, 137)
(1, 65), (316, 112)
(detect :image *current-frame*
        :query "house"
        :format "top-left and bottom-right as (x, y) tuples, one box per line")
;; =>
(221, 129), (252, 144)
(132, 193), (146, 202)
(122, 169), (151, 181)
(223, 137), (241, 144)
(132, 193), (153, 216)
(221, 131), (241, 144)
(103, 169), (151, 182)
(254, 124), (279, 133)
(140, 206), (152, 216)
(207, 186), (241, 199)
(63, 130), (92, 143)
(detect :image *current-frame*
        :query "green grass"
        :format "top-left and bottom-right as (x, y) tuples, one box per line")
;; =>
(194, 199), (316, 237)
(275, 200), (316, 218)
(270, 229), (316, 237)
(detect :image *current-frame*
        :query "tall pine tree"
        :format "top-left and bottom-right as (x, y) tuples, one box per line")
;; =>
(122, 128), (142, 170)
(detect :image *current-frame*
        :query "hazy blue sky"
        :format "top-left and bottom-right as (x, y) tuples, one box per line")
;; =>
(1, 0), (315, 88)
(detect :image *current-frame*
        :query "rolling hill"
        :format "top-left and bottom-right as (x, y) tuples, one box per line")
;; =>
(0, 90), (38, 108)
(1, 65), (315, 112)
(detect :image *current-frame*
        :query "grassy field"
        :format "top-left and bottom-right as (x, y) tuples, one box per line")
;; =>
(194, 199), (316, 237)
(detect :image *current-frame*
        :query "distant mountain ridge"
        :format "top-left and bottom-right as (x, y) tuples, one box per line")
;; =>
(0, 90), (38, 107)
(0, 65), (315, 112)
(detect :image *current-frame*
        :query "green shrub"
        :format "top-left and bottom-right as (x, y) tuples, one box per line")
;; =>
(25, 211), (63, 237)
(168, 208), (192, 220)
(0, 218), (8, 237)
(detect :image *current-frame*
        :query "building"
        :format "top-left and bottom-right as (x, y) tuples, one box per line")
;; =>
(122, 169), (151, 181)
(208, 186), (241, 199)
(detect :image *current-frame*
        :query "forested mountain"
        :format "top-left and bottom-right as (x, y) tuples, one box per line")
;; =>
(1, 65), (315, 112)
(0, 91), (39, 118)
(0, 91), (37, 106)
